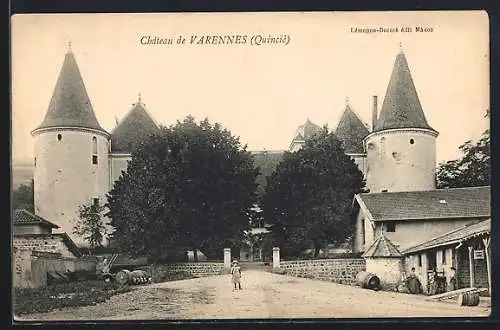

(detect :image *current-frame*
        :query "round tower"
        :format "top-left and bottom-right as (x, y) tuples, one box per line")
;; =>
(31, 45), (110, 245)
(364, 50), (439, 193)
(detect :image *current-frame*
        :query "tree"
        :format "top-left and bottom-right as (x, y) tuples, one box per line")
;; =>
(73, 200), (108, 251)
(12, 179), (34, 212)
(106, 116), (259, 262)
(436, 121), (490, 188)
(262, 127), (366, 258)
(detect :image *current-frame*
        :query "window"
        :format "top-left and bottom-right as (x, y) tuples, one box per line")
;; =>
(93, 197), (100, 207)
(386, 221), (396, 232)
(34, 157), (36, 167)
(442, 250), (447, 265)
(92, 137), (98, 154)
(57, 134), (62, 141)
(418, 255), (422, 267)
(410, 138), (415, 145)
(92, 137), (98, 164)
(381, 189), (388, 193)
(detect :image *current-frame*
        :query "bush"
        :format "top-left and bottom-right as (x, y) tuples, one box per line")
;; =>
(13, 280), (130, 315)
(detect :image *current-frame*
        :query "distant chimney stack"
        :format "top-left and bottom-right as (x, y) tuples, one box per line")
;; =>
(372, 95), (378, 131)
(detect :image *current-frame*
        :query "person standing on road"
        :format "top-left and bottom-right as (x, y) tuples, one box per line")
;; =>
(231, 260), (242, 291)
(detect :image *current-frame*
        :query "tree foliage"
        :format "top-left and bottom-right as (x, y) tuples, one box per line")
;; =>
(106, 116), (259, 262)
(12, 180), (34, 212)
(436, 128), (490, 189)
(262, 127), (366, 258)
(73, 200), (108, 251)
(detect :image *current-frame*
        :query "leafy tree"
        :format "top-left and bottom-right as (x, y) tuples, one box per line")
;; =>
(12, 179), (34, 212)
(436, 112), (490, 188)
(106, 116), (259, 262)
(262, 127), (366, 258)
(73, 200), (108, 251)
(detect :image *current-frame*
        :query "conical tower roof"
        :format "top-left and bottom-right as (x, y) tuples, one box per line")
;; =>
(374, 51), (436, 132)
(293, 119), (321, 141)
(362, 235), (402, 258)
(110, 96), (160, 153)
(34, 46), (107, 134)
(335, 103), (370, 154)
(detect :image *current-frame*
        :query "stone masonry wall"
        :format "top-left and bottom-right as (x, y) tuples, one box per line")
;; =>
(280, 259), (366, 286)
(13, 235), (77, 259)
(150, 262), (225, 282)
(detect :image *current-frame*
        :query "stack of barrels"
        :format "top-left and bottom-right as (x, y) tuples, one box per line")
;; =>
(115, 269), (152, 286)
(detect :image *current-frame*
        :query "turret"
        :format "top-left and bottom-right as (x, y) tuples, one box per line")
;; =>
(109, 95), (160, 185)
(334, 99), (370, 175)
(31, 43), (110, 245)
(364, 49), (439, 193)
(289, 118), (321, 152)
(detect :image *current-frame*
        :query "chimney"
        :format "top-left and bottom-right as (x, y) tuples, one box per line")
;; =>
(372, 95), (378, 131)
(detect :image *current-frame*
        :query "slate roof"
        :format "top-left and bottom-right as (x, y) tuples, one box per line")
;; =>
(403, 218), (490, 254)
(292, 119), (321, 142)
(374, 51), (436, 133)
(357, 186), (490, 221)
(110, 101), (160, 153)
(34, 49), (107, 134)
(13, 209), (60, 229)
(334, 104), (370, 154)
(362, 235), (402, 258)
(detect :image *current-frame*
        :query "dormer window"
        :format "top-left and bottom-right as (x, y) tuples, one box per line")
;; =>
(92, 137), (98, 165)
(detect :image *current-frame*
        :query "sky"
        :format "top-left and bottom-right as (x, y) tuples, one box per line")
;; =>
(11, 11), (489, 165)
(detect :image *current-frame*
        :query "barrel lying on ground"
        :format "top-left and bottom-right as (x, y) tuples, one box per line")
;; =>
(356, 271), (381, 291)
(458, 292), (480, 306)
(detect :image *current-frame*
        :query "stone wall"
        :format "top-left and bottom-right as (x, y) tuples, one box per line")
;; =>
(13, 235), (77, 259)
(150, 262), (225, 282)
(280, 259), (366, 286)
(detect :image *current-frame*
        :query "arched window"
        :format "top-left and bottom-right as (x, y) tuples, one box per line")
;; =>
(92, 137), (98, 165)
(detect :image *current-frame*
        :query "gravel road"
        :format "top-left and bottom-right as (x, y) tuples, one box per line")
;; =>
(17, 270), (490, 320)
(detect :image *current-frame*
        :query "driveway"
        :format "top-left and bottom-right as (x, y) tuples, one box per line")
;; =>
(17, 270), (490, 320)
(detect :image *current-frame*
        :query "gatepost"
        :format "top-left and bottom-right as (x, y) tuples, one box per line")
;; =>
(273, 247), (280, 269)
(224, 248), (231, 269)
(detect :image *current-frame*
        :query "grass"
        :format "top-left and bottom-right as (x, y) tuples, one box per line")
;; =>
(13, 280), (131, 315)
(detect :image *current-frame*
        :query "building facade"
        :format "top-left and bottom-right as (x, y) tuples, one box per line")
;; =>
(32, 45), (463, 250)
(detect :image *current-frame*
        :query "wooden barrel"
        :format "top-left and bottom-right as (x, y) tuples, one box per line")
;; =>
(356, 271), (381, 290)
(458, 292), (480, 306)
(115, 269), (131, 285)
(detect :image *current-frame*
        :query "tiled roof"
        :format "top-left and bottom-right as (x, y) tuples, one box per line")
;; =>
(357, 186), (490, 221)
(334, 104), (370, 154)
(362, 235), (402, 258)
(374, 51), (436, 133)
(403, 218), (490, 254)
(34, 49), (107, 134)
(13, 209), (60, 229)
(110, 102), (160, 153)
